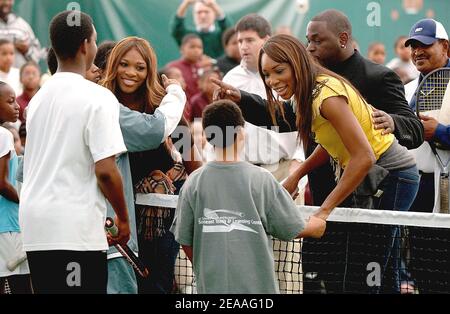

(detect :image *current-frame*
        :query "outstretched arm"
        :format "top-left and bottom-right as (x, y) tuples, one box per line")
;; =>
(120, 75), (186, 152)
(314, 96), (376, 220)
(297, 216), (326, 239)
(203, 0), (225, 19)
(176, 0), (196, 17)
(211, 77), (275, 126)
(171, 0), (196, 46)
(282, 144), (330, 195)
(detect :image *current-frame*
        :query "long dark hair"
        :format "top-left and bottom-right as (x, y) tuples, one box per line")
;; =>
(101, 37), (165, 113)
(258, 34), (362, 147)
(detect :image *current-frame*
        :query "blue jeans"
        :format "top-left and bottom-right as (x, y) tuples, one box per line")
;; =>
(107, 257), (138, 294)
(377, 165), (420, 212)
(375, 165), (420, 293)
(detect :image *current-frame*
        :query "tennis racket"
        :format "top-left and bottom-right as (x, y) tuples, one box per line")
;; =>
(415, 67), (450, 214)
(105, 217), (149, 278)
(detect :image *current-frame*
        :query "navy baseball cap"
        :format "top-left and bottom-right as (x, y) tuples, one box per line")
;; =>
(405, 19), (448, 47)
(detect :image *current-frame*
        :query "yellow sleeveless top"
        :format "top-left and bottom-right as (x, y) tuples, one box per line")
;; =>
(311, 75), (393, 168)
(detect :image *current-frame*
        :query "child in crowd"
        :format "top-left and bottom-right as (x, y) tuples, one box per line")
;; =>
(94, 40), (116, 79)
(188, 69), (221, 121)
(166, 34), (204, 101)
(367, 41), (386, 65)
(0, 81), (32, 294)
(216, 28), (241, 75)
(170, 100), (326, 294)
(0, 39), (22, 96)
(47, 47), (100, 84)
(85, 63), (101, 84)
(17, 61), (40, 123)
(190, 119), (214, 163)
(386, 35), (420, 84)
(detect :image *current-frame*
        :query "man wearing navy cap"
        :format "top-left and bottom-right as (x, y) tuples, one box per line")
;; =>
(405, 18), (450, 204)
(405, 18), (449, 111)
(405, 18), (450, 294)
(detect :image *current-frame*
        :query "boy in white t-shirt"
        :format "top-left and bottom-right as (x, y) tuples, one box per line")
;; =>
(19, 11), (130, 294)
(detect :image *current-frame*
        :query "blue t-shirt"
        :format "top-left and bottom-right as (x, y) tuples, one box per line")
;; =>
(0, 127), (20, 233)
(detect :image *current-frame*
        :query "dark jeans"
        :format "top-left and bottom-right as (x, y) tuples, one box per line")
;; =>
(27, 250), (107, 294)
(377, 165), (420, 211)
(137, 231), (180, 294)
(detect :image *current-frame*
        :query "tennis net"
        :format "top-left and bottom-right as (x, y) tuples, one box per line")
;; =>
(136, 193), (450, 294)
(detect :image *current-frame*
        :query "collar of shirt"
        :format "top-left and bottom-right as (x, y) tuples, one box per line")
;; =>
(239, 61), (260, 76)
(0, 13), (16, 25)
(18, 92), (32, 103)
(196, 23), (216, 33)
(329, 49), (360, 74)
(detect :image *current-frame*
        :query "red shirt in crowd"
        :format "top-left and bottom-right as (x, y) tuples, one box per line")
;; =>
(188, 92), (210, 122)
(166, 59), (200, 101)
(16, 92), (32, 123)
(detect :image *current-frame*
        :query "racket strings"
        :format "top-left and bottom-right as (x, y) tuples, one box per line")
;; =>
(417, 71), (450, 112)
(416, 68), (450, 214)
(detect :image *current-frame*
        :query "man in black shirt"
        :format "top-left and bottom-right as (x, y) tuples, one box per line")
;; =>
(302, 9), (424, 294)
(305, 9), (424, 206)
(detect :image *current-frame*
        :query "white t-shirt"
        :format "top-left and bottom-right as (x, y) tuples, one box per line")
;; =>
(19, 72), (126, 252)
(0, 67), (22, 96)
(223, 63), (267, 99)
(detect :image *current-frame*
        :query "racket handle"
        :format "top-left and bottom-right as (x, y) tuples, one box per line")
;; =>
(105, 217), (150, 277)
(440, 174), (449, 214)
(105, 217), (119, 236)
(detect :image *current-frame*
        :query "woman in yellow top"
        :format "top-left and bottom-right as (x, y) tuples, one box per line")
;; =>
(214, 34), (419, 219)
